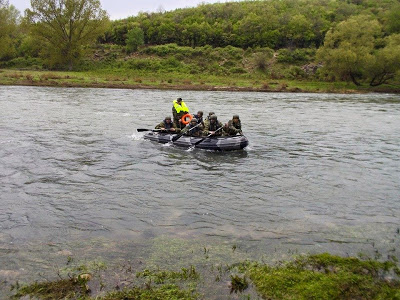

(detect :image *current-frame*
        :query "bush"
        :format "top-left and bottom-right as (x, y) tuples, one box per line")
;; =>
(140, 43), (182, 57)
(0, 57), (43, 69)
(253, 53), (269, 71)
(127, 59), (161, 71)
(277, 48), (315, 63)
(126, 27), (144, 53)
(161, 57), (182, 70)
(230, 67), (247, 74)
(286, 66), (307, 79)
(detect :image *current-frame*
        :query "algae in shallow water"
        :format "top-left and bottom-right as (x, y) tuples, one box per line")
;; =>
(13, 277), (90, 300)
(246, 253), (400, 300)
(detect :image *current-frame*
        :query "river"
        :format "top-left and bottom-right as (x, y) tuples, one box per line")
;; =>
(1, 86), (399, 297)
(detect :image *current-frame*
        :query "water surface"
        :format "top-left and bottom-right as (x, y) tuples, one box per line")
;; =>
(1, 86), (399, 296)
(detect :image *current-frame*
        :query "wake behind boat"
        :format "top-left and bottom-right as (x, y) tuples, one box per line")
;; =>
(143, 131), (249, 151)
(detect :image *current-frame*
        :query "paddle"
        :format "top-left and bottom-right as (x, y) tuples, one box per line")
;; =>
(171, 123), (202, 142)
(137, 128), (176, 132)
(193, 126), (224, 146)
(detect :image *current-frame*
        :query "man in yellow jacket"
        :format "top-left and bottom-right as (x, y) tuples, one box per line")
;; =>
(172, 97), (189, 128)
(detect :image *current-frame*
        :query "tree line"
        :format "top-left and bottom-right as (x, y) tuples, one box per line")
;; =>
(0, 0), (399, 86)
(106, 0), (400, 49)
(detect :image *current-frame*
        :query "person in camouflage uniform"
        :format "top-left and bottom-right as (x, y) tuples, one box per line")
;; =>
(193, 111), (204, 127)
(224, 114), (242, 136)
(202, 111), (215, 130)
(181, 118), (203, 137)
(155, 116), (180, 133)
(203, 114), (223, 136)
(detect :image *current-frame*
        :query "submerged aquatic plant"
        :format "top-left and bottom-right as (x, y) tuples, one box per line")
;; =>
(230, 274), (249, 293)
(247, 253), (400, 300)
(13, 276), (90, 300)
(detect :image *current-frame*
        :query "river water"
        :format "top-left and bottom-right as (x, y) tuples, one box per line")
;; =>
(1, 86), (400, 296)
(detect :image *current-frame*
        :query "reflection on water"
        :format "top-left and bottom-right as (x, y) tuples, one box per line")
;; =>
(0, 86), (400, 295)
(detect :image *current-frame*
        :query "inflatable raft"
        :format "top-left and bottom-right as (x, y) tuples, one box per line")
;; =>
(143, 132), (249, 151)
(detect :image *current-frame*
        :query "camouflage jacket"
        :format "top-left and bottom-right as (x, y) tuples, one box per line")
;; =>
(225, 119), (242, 136)
(203, 120), (223, 136)
(181, 124), (203, 137)
(155, 121), (180, 132)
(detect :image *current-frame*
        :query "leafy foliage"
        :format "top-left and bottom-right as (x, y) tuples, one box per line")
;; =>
(126, 27), (144, 53)
(26, 0), (109, 69)
(105, 0), (399, 50)
(0, 0), (20, 60)
(317, 14), (400, 86)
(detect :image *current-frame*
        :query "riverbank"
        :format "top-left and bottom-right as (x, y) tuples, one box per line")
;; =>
(11, 252), (400, 299)
(1, 69), (399, 94)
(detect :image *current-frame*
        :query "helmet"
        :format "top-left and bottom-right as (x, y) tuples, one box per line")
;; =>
(233, 115), (240, 119)
(210, 115), (217, 120)
(190, 118), (198, 124)
(208, 112), (215, 116)
(177, 97), (182, 102)
(165, 116), (171, 120)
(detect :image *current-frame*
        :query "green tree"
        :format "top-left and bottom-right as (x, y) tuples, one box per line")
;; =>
(0, 0), (20, 60)
(383, 4), (400, 34)
(283, 14), (315, 48)
(317, 15), (381, 85)
(126, 27), (144, 53)
(367, 34), (400, 86)
(26, 0), (109, 69)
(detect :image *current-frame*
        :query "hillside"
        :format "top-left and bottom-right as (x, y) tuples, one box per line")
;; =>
(1, 0), (399, 92)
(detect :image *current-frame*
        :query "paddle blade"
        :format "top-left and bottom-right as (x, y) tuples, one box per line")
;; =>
(171, 133), (183, 142)
(137, 128), (153, 132)
(193, 137), (206, 146)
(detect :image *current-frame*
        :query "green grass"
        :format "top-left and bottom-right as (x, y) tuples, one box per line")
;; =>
(3, 68), (395, 93)
(1, 43), (399, 93)
(12, 277), (90, 300)
(246, 253), (400, 300)
(11, 253), (400, 299)
(99, 284), (198, 300)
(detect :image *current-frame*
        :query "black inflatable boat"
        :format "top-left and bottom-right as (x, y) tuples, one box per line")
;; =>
(143, 132), (249, 151)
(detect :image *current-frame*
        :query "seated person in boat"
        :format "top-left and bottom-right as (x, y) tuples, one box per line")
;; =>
(224, 114), (242, 136)
(181, 118), (203, 137)
(203, 111), (215, 129)
(155, 116), (180, 133)
(193, 111), (204, 127)
(203, 114), (223, 136)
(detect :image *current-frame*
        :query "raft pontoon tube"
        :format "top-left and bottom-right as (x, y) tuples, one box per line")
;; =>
(143, 132), (249, 151)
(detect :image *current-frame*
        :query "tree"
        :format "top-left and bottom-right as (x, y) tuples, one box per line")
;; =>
(384, 4), (400, 34)
(283, 14), (315, 48)
(126, 27), (144, 53)
(26, 0), (109, 69)
(317, 15), (381, 86)
(367, 34), (400, 86)
(0, 0), (20, 60)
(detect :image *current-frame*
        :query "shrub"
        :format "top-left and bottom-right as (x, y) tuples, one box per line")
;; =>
(0, 57), (43, 69)
(286, 66), (307, 79)
(127, 59), (161, 71)
(277, 48), (315, 63)
(253, 53), (269, 71)
(230, 67), (247, 74)
(126, 27), (144, 53)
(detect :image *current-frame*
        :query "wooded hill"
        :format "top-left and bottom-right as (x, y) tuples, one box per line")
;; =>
(107, 0), (399, 49)
(1, 0), (400, 88)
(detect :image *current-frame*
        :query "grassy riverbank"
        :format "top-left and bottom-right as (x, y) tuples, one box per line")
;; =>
(2, 68), (399, 94)
(12, 253), (400, 299)
(1, 43), (399, 94)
